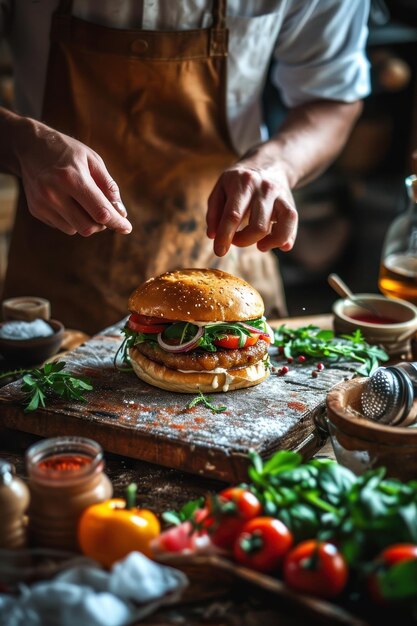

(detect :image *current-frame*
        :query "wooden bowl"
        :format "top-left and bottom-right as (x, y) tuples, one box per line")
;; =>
(326, 377), (417, 480)
(0, 319), (65, 366)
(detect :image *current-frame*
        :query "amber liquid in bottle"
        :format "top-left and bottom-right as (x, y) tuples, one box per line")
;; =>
(379, 253), (417, 304)
(379, 175), (417, 305)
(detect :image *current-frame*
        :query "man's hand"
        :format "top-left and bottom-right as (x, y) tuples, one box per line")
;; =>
(206, 165), (298, 256)
(207, 100), (362, 258)
(12, 116), (132, 236)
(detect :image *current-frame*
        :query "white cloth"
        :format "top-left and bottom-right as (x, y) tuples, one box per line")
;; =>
(0, 0), (370, 155)
(0, 551), (188, 626)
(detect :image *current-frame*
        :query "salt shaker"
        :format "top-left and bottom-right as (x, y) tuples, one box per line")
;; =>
(361, 362), (417, 426)
(0, 459), (30, 548)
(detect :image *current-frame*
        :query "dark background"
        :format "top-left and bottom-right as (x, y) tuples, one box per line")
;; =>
(264, 0), (417, 316)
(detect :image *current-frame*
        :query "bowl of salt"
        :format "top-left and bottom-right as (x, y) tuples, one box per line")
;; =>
(0, 318), (64, 365)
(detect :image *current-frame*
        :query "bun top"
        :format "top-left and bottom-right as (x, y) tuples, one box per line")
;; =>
(128, 268), (264, 322)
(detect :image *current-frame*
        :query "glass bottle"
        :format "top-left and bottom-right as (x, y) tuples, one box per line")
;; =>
(26, 436), (113, 551)
(379, 175), (417, 304)
(0, 459), (30, 548)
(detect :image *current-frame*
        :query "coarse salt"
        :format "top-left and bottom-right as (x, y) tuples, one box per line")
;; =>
(0, 319), (54, 340)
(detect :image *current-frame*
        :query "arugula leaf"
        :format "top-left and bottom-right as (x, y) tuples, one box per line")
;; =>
(20, 361), (93, 412)
(273, 324), (389, 375)
(162, 497), (205, 526)
(186, 391), (227, 414)
(114, 326), (153, 369)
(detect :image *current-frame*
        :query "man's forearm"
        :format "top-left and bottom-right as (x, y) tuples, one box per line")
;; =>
(241, 99), (363, 189)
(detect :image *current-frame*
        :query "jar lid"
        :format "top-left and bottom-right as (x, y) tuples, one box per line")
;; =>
(2, 297), (51, 322)
(0, 459), (15, 485)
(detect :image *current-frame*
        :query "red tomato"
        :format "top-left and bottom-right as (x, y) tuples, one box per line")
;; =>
(368, 544), (417, 604)
(218, 487), (262, 519)
(214, 334), (259, 349)
(234, 517), (293, 573)
(283, 540), (348, 599)
(127, 313), (168, 334)
(205, 487), (262, 550)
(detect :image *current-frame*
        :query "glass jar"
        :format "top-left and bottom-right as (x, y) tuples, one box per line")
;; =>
(378, 175), (417, 304)
(0, 459), (30, 549)
(26, 437), (113, 551)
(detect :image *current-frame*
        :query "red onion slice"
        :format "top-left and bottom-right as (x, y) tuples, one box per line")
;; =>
(157, 326), (204, 353)
(240, 322), (274, 343)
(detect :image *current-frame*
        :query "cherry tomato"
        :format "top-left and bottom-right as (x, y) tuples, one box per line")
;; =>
(214, 334), (259, 349)
(217, 488), (262, 519)
(283, 540), (348, 599)
(368, 544), (417, 604)
(128, 313), (168, 333)
(234, 517), (293, 573)
(205, 487), (262, 550)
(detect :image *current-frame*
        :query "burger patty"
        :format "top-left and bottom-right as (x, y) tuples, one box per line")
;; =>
(134, 338), (269, 371)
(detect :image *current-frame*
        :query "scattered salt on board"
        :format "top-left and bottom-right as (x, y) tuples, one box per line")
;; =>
(0, 319), (54, 340)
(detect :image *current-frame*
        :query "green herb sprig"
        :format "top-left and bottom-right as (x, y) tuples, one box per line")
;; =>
(21, 361), (93, 412)
(162, 497), (205, 526)
(273, 324), (389, 375)
(186, 391), (227, 414)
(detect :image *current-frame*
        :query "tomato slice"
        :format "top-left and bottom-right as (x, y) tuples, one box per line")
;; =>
(127, 313), (168, 334)
(213, 333), (260, 349)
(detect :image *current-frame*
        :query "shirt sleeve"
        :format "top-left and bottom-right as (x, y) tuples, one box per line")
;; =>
(271, 0), (370, 107)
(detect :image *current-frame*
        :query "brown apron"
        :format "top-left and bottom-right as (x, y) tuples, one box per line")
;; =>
(4, 0), (286, 334)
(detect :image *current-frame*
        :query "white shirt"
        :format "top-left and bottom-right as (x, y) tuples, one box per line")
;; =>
(0, 0), (370, 154)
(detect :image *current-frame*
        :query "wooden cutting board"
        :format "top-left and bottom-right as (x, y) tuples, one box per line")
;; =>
(0, 320), (354, 482)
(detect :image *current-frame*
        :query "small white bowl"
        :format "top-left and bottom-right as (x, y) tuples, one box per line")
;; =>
(332, 294), (417, 356)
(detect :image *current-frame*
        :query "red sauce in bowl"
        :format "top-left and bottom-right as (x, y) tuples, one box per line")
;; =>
(347, 313), (398, 325)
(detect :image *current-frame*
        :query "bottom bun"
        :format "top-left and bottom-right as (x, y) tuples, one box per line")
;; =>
(129, 347), (269, 393)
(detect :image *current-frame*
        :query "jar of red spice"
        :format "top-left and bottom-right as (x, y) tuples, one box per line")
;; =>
(26, 437), (113, 551)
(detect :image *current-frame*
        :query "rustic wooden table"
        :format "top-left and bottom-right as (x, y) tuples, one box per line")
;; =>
(0, 314), (350, 626)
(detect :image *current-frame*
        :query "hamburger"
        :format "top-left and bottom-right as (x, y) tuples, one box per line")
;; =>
(120, 268), (273, 393)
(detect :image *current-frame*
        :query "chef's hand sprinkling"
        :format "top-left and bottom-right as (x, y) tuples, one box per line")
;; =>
(15, 118), (132, 236)
(206, 165), (298, 256)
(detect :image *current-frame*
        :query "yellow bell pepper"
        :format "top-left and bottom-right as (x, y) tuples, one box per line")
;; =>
(78, 483), (160, 568)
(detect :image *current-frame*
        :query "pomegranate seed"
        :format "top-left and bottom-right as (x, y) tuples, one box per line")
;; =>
(278, 366), (289, 376)
(312, 370), (318, 378)
(298, 355), (306, 363)
(317, 362), (325, 371)
(287, 356), (293, 364)
(278, 346), (284, 355)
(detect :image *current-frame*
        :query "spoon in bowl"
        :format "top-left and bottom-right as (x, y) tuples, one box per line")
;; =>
(327, 273), (383, 319)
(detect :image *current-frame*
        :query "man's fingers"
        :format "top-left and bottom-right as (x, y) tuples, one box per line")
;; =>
(232, 191), (275, 248)
(211, 175), (254, 256)
(31, 203), (77, 236)
(256, 198), (298, 252)
(67, 169), (132, 234)
(206, 182), (226, 239)
(50, 196), (107, 237)
(88, 155), (128, 218)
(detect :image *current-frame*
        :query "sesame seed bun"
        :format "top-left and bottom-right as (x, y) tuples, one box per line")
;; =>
(128, 268), (264, 323)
